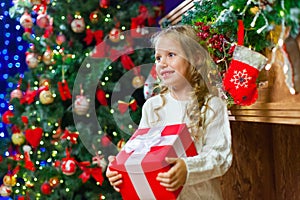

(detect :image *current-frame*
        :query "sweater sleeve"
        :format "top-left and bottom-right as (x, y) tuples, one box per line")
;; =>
(138, 100), (151, 128)
(182, 96), (232, 185)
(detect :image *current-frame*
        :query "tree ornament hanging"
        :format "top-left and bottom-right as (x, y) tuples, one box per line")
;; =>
(143, 64), (158, 99)
(20, 11), (33, 33)
(40, 182), (52, 195)
(49, 177), (60, 188)
(132, 67), (145, 88)
(10, 89), (23, 100)
(36, 13), (50, 28)
(61, 149), (77, 175)
(109, 27), (121, 43)
(99, 0), (109, 8)
(71, 13), (85, 33)
(39, 90), (54, 104)
(223, 20), (268, 106)
(42, 47), (53, 65)
(3, 174), (17, 187)
(25, 52), (39, 69)
(25, 127), (43, 148)
(89, 10), (101, 24)
(0, 184), (12, 197)
(22, 144), (36, 171)
(11, 132), (26, 146)
(2, 110), (14, 124)
(74, 86), (89, 115)
(56, 32), (66, 45)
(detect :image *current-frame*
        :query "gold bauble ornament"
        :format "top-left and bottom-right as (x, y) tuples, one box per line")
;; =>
(39, 90), (54, 104)
(49, 177), (60, 188)
(11, 132), (25, 146)
(132, 75), (145, 88)
(3, 175), (17, 187)
(42, 48), (53, 65)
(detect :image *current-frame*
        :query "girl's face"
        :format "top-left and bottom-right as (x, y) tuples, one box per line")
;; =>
(154, 35), (191, 89)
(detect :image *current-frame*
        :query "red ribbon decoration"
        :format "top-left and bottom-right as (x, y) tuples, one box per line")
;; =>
(84, 29), (104, 45)
(24, 151), (35, 171)
(96, 89), (108, 106)
(58, 80), (72, 101)
(78, 162), (104, 184)
(120, 54), (135, 70)
(60, 129), (79, 144)
(20, 89), (36, 104)
(118, 99), (138, 114)
(237, 20), (244, 46)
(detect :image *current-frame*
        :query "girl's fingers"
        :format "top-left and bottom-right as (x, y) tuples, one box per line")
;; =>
(108, 173), (122, 183)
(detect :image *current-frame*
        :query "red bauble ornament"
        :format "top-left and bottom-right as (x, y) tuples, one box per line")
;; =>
(109, 27), (121, 43)
(61, 158), (77, 175)
(101, 134), (112, 147)
(36, 13), (50, 28)
(56, 32), (66, 45)
(2, 110), (14, 124)
(89, 10), (101, 24)
(40, 182), (52, 195)
(99, 0), (109, 8)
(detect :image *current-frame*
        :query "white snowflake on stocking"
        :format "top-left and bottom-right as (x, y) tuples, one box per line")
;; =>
(230, 69), (252, 89)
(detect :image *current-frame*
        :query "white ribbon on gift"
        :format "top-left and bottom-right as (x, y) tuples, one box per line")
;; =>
(123, 126), (187, 199)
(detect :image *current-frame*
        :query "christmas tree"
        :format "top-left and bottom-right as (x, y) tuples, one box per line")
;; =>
(0, 0), (163, 199)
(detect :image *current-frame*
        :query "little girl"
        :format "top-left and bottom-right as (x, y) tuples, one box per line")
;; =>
(106, 24), (232, 199)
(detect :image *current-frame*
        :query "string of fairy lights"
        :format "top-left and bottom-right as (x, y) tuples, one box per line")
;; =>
(0, 1), (28, 140)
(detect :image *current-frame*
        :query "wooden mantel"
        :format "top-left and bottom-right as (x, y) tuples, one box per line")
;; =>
(160, 0), (300, 125)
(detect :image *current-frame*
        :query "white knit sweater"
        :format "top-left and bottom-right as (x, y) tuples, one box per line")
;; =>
(139, 92), (232, 200)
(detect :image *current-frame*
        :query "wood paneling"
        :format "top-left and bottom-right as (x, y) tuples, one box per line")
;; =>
(221, 122), (300, 200)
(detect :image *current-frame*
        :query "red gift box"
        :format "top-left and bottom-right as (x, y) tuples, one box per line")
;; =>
(109, 124), (198, 200)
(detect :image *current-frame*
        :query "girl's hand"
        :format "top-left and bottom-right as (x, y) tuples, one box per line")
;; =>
(106, 156), (122, 192)
(156, 157), (187, 191)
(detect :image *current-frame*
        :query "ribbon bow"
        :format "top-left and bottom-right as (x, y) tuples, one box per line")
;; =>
(124, 129), (164, 154)
(118, 99), (137, 114)
(84, 29), (104, 45)
(78, 162), (104, 184)
(61, 129), (79, 144)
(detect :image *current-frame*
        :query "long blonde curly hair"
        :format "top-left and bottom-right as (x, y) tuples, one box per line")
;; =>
(151, 24), (215, 141)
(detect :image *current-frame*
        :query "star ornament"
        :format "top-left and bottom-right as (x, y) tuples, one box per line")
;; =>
(230, 69), (252, 89)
